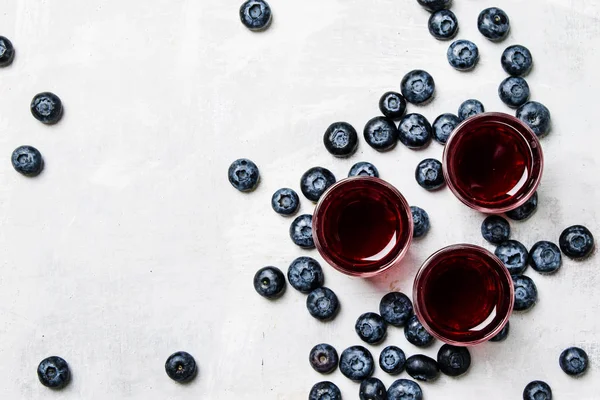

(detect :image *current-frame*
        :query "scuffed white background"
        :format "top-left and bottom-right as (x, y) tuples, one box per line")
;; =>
(0, 0), (598, 398)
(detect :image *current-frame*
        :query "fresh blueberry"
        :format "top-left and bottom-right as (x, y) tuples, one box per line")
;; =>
(349, 161), (379, 178)
(271, 188), (300, 216)
(523, 381), (552, 400)
(31, 92), (63, 124)
(239, 0), (272, 31)
(288, 257), (324, 293)
(0, 36), (15, 67)
(516, 101), (551, 137)
(481, 215), (511, 245)
(339, 345), (374, 381)
(410, 206), (430, 238)
(364, 116), (398, 151)
(165, 351), (197, 383)
(401, 70), (435, 105)
(506, 191), (538, 221)
(309, 381), (341, 400)
(307, 287), (339, 321)
(379, 346), (406, 375)
(398, 113), (432, 148)
(498, 76), (530, 108)
(529, 241), (561, 274)
(300, 167), (336, 202)
(458, 99), (485, 121)
(501, 45), (533, 76)
(379, 91), (407, 120)
(428, 10), (459, 40)
(309, 343), (339, 374)
(432, 113), (459, 144)
(37, 356), (70, 389)
(404, 315), (434, 347)
(405, 354), (440, 382)
(355, 312), (387, 344)
(447, 40), (479, 71)
(387, 379), (423, 400)
(253, 266), (286, 299)
(289, 214), (315, 249)
(416, 0), (452, 12)
(415, 158), (444, 191)
(11, 145), (44, 177)
(323, 122), (359, 157)
(437, 344), (471, 377)
(490, 321), (510, 342)
(228, 158), (260, 192)
(478, 7), (510, 42)
(512, 275), (538, 311)
(359, 377), (387, 400)
(559, 347), (589, 376)
(495, 240), (529, 275)
(379, 292), (414, 327)
(559, 225), (595, 259)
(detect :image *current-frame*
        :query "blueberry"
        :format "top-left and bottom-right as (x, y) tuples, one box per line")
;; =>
(11, 145), (44, 177)
(416, 0), (452, 12)
(490, 320), (510, 342)
(31, 92), (63, 124)
(37, 356), (70, 389)
(405, 354), (440, 382)
(559, 347), (589, 376)
(300, 167), (336, 202)
(481, 215), (511, 244)
(306, 287), (339, 321)
(339, 345), (374, 381)
(253, 266), (286, 299)
(447, 40), (479, 71)
(478, 7), (510, 42)
(529, 241), (561, 274)
(523, 381), (552, 400)
(271, 188), (300, 216)
(432, 113), (459, 144)
(379, 292), (414, 327)
(289, 214), (315, 248)
(401, 70), (435, 105)
(364, 116), (398, 151)
(165, 351), (197, 383)
(228, 158), (260, 192)
(437, 344), (471, 377)
(498, 76), (530, 108)
(349, 161), (380, 178)
(415, 158), (444, 191)
(355, 312), (387, 344)
(309, 343), (339, 374)
(502, 45), (533, 76)
(506, 191), (538, 221)
(458, 99), (485, 121)
(323, 122), (359, 157)
(387, 379), (423, 400)
(495, 240), (529, 275)
(404, 315), (434, 347)
(359, 377), (387, 400)
(379, 346), (406, 375)
(559, 225), (594, 259)
(239, 0), (272, 31)
(516, 101), (551, 137)
(398, 113), (432, 148)
(512, 275), (538, 311)
(0, 36), (15, 67)
(309, 381), (341, 400)
(428, 10), (459, 40)
(410, 206), (430, 238)
(379, 91), (407, 120)
(288, 256), (324, 293)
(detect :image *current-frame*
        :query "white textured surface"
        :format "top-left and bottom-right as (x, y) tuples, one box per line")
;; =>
(0, 0), (599, 399)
